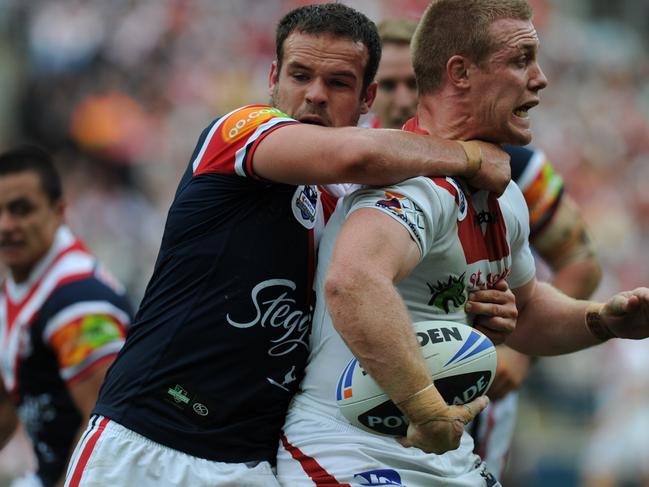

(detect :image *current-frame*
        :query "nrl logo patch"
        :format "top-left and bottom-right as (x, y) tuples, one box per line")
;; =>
(427, 273), (467, 313)
(445, 177), (468, 221)
(292, 185), (318, 229)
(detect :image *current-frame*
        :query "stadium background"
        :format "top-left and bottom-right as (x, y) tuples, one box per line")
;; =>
(0, 0), (648, 485)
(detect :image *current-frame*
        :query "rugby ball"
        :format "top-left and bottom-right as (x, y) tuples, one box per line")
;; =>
(336, 320), (496, 436)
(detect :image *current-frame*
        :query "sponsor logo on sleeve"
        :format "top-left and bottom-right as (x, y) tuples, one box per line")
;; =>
(51, 315), (122, 368)
(375, 191), (425, 246)
(221, 106), (288, 143)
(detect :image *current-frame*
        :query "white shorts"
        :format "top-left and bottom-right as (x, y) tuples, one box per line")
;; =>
(278, 404), (500, 487)
(64, 416), (280, 487)
(471, 393), (518, 479)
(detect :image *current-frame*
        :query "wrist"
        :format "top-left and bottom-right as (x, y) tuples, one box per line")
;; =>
(585, 303), (616, 342)
(457, 140), (482, 178)
(395, 382), (447, 425)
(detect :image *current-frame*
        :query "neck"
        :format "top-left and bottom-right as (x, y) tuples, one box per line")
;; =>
(10, 265), (34, 285)
(417, 90), (479, 141)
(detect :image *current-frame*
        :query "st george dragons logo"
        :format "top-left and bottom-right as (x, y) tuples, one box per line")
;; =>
(426, 273), (466, 313)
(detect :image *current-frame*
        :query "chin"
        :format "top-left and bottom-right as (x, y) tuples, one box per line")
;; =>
(502, 128), (533, 146)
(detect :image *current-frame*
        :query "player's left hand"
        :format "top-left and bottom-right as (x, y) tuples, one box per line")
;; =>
(465, 279), (518, 345)
(592, 287), (649, 340)
(487, 346), (532, 401)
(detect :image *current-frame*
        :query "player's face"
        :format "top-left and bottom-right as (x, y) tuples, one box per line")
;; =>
(269, 32), (376, 128)
(374, 43), (417, 129)
(0, 171), (63, 283)
(468, 18), (547, 145)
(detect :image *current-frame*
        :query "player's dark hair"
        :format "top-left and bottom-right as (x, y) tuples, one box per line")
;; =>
(275, 3), (381, 94)
(0, 145), (63, 203)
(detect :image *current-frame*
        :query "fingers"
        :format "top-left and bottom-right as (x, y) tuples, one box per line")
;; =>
(473, 324), (509, 345)
(468, 287), (513, 305)
(399, 395), (490, 454)
(459, 395), (489, 423)
(396, 436), (412, 448)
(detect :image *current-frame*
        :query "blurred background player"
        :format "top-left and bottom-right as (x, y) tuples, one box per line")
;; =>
(0, 145), (131, 487)
(369, 17), (602, 479)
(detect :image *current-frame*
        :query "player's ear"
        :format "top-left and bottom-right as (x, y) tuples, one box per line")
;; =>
(360, 81), (377, 115)
(447, 55), (471, 89)
(268, 61), (279, 97)
(52, 197), (65, 223)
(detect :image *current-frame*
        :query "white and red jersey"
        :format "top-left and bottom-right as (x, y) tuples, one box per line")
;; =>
(280, 145), (535, 483)
(294, 176), (535, 421)
(0, 226), (131, 486)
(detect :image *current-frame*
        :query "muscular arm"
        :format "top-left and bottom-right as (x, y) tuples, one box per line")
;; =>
(532, 195), (601, 299)
(325, 208), (428, 403)
(0, 379), (18, 450)
(481, 191), (602, 399)
(507, 279), (649, 356)
(325, 208), (486, 453)
(254, 125), (510, 192)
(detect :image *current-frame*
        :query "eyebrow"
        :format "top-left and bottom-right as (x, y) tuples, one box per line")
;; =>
(287, 61), (358, 80)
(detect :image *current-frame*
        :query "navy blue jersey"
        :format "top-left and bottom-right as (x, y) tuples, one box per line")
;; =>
(0, 227), (131, 486)
(95, 105), (331, 463)
(503, 144), (564, 237)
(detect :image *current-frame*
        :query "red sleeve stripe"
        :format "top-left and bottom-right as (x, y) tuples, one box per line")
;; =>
(191, 106), (247, 174)
(234, 118), (298, 178)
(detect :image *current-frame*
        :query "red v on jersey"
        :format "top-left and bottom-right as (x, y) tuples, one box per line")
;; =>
(402, 117), (510, 265)
(433, 179), (510, 264)
(3, 240), (88, 331)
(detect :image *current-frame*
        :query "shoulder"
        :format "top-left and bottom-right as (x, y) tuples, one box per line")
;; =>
(191, 105), (298, 178)
(504, 144), (538, 184)
(42, 267), (131, 321)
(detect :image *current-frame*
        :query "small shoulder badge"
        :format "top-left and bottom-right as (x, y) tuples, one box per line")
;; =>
(292, 185), (319, 229)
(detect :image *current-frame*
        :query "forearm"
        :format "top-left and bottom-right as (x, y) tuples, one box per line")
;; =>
(347, 129), (474, 186)
(326, 269), (435, 404)
(507, 281), (601, 356)
(254, 125), (474, 186)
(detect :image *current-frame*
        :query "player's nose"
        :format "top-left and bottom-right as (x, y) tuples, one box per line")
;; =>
(305, 78), (328, 107)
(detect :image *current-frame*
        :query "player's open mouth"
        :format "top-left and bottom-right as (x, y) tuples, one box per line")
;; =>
(513, 101), (538, 119)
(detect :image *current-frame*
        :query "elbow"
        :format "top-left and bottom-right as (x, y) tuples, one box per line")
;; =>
(324, 263), (372, 340)
(324, 268), (355, 334)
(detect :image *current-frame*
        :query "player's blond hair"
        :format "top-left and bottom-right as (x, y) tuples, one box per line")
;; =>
(412, 0), (532, 94)
(377, 18), (418, 46)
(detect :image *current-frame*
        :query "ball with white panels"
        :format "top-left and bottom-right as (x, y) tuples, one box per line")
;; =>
(336, 320), (496, 436)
